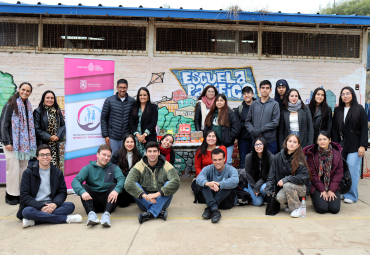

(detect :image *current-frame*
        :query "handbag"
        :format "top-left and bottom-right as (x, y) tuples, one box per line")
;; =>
(340, 156), (352, 195)
(265, 193), (280, 216)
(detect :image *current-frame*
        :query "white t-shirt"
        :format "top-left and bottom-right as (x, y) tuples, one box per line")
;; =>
(344, 107), (350, 123)
(127, 151), (133, 169)
(290, 114), (299, 132)
(120, 97), (126, 102)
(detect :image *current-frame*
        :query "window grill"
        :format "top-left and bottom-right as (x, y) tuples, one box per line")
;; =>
(262, 31), (360, 59)
(0, 22), (38, 48)
(156, 27), (258, 55)
(43, 24), (147, 51)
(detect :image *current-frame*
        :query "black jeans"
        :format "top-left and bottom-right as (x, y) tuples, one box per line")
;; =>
(311, 189), (341, 214)
(80, 183), (118, 214)
(117, 188), (135, 207)
(201, 186), (235, 210)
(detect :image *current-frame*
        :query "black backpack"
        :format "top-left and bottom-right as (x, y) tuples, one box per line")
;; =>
(340, 157), (352, 195)
(191, 178), (206, 204)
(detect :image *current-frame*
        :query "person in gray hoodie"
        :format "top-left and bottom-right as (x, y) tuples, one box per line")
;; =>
(196, 148), (239, 223)
(245, 80), (280, 154)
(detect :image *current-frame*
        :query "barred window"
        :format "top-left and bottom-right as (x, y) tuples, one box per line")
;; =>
(43, 24), (146, 51)
(262, 31), (360, 59)
(156, 27), (258, 55)
(0, 22), (38, 48)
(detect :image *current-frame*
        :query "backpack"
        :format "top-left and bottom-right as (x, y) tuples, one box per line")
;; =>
(340, 157), (352, 195)
(191, 178), (206, 204)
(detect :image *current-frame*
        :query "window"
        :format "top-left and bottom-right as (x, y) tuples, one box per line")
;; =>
(0, 22), (38, 48)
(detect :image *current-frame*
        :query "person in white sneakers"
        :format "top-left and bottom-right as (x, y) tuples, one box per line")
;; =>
(265, 134), (312, 218)
(17, 144), (82, 228)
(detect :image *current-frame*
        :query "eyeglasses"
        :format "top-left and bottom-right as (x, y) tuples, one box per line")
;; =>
(39, 153), (51, 158)
(207, 91), (215, 94)
(254, 143), (263, 147)
(117, 87), (127, 90)
(341, 92), (351, 97)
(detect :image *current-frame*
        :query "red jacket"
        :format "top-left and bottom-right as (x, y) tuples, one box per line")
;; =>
(194, 146), (227, 177)
(303, 142), (343, 194)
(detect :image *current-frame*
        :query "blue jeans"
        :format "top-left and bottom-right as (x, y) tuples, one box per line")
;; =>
(133, 182), (173, 218)
(344, 152), (362, 202)
(243, 183), (267, 206)
(238, 139), (253, 168)
(22, 202), (75, 225)
(110, 139), (123, 155)
(267, 141), (278, 155)
(226, 145), (234, 165)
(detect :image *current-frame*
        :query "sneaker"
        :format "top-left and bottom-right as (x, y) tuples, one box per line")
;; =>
(5, 192), (18, 206)
(100, 212), (111, 227)
(157, 210), (168, 221)
(86, 211), (100, 226)
(22, 218), (35, 228)
(138, 212), (153, 224)
(263, 201), (268, 205)
(66, 214), (82, 224)
(211, 209), (221, 223)
(290, 209), (300, 218)
(285, 206), (290, 212)
(340, 195), (344, 200)
(344, 198), (354, 204)
(202, 208), (211, 220)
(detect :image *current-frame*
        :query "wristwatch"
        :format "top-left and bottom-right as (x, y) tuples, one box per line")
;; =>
(144, 133), (148, 137)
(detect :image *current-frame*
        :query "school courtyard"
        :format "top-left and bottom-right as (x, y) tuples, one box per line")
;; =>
(1, 159), (370, 255)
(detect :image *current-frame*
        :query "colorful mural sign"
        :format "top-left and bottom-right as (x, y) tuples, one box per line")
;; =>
(0, 71), (16, 116)
(171, 67), (258, 102)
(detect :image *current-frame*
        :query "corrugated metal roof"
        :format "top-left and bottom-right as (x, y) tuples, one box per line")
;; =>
(1, 2), (370, 25)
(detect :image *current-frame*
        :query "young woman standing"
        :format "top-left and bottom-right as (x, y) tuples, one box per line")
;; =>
(194, 85), (219, 131)
(332, 86), (368, 204)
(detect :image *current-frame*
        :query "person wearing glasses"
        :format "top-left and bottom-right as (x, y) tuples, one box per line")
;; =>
(332, 86), (368, 204)
(101, 79), (135, 154)
(240, 137), (274, 206)
(17, 144), (82, 228)
(194, 85), (219, 131)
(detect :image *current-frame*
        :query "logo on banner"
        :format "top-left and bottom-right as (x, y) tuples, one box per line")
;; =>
(88, 63), (94, 72)
(171, 67), (258, 101)
(80, 80), (87, 90)
(77, 104), (102, 131)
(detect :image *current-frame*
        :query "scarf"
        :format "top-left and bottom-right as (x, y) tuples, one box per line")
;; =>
(11, 97), (36, 160)
(287, 99), (302, 112)
(201, 96), (215, 109)
(159, 145), (171, 162)
(318, 144), (333, 191)
(44, 104), (60, 168)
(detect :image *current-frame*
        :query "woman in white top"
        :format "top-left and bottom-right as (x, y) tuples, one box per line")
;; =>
(110, 134), (142, 207)
(194, 85), (219, 131)
(279, 89), (314, 149)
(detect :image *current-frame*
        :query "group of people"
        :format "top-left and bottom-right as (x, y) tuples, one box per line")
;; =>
(0, 77), (367, 227)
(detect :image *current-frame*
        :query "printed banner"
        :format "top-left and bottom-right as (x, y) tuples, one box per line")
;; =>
(171, 67), (258, 101)
(64, 57), (115, 189)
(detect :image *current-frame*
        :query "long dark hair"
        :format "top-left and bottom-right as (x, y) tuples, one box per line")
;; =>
(117, 134), (140, 174)
(283, 134), (311, 180)
(283, 88), (305, 110)
(133, 87), (151, 116)
(159, 134), (174, 148)
(250, 137), (270, 182)
(308, 88), (331, 130)
(197, 85), (219, 101)
(337, 86), (361, 131)
(38, 90), (61, 117)
(8, 82), (33, 115)
(196, 129), (221, 158)
(204, 94), (230, 127)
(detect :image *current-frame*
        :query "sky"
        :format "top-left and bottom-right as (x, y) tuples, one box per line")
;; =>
(3, 0), (335, 14)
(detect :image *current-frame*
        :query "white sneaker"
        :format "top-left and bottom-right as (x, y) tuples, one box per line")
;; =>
(66, 214), (83, 224)
(344, 198), (354, 204)
(22, 218), (35, 228)
(290, 209), (300, 218)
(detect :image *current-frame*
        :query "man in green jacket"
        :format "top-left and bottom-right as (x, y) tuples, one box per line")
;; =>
(125, 141), (180, 224)
(72, 144), (125, 227)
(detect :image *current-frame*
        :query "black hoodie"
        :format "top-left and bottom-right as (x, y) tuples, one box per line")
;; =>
(274, 79), (290, 110)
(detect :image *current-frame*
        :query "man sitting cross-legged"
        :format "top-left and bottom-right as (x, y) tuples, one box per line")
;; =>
(17, 144), (82, 228)
(72, 144), (125, 227)
(196, 148), (239, 223)
(125, 141), (180, 224)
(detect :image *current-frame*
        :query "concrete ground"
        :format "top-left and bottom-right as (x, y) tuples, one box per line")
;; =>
(1, 173), (370, 254)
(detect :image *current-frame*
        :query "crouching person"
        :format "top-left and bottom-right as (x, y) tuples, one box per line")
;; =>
(72, 145), (125, 227)
(125, 141), (180, 224)
(17, 144), (81, 228)
(196, 148), (239, 223)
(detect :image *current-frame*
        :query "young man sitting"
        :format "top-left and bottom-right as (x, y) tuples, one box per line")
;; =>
(125, 141), (180, 224)
(17, 144), (82, 228)
(72, 144), (125, 227)
(196, 148), (239, 223)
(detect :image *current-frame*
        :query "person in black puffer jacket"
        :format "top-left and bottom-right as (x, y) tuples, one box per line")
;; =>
(101, 79), (135, 154)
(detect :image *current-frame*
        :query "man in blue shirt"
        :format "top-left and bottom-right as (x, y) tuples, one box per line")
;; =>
(196, 148), (239, 223)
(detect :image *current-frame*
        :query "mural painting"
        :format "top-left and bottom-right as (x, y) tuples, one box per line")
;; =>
(0, 71), (16, 116)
